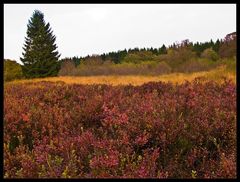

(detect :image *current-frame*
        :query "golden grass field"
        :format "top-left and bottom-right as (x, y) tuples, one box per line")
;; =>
(7, 65), (236, 86)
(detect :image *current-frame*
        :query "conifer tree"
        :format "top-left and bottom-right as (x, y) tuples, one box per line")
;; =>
(159, 44), (167, 54)
(20, 10), (61, 78)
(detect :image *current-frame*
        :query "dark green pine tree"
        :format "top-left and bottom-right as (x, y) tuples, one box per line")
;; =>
(159, 44), (167, 55)
(20, 10), (61, 78)
(213, 39), (221, 53)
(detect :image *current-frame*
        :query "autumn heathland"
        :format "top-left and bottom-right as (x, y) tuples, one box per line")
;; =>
(4, 9), (236, 179)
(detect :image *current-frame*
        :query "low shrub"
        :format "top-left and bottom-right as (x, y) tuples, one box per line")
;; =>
(4, 79), (236, 178)
(4, 59), (24, 82)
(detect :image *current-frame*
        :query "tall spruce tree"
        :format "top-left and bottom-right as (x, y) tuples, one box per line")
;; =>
(20, 10), (61, 78)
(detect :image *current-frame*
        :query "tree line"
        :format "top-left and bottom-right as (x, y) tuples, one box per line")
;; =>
(58, 36), (235, 76)
(62, 39), (224, 66)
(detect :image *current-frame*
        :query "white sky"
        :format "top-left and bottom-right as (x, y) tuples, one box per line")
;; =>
(4, 4), (236, 64)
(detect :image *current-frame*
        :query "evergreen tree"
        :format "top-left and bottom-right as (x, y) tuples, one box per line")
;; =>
(159, 44), (167, 54)
(152, 48), (158, 55)
(101, 53), (106, 61)
(20, 10), (61, 78)
(213, 39), (221, 53)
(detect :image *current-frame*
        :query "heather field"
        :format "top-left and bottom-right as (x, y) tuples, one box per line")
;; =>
(3, 78), (236, 178)
(4, 4), (237, 179)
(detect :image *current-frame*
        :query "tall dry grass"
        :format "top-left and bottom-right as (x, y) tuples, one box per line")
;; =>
(7, 65), (235, 86)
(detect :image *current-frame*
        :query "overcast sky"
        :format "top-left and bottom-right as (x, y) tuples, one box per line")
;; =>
(4, 4), (236, 64)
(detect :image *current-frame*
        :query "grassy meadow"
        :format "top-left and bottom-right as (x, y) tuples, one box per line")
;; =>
(6, 65), (236, 86)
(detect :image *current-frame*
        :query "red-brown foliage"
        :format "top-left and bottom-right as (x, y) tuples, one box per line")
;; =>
(4, 79), (236, 178)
